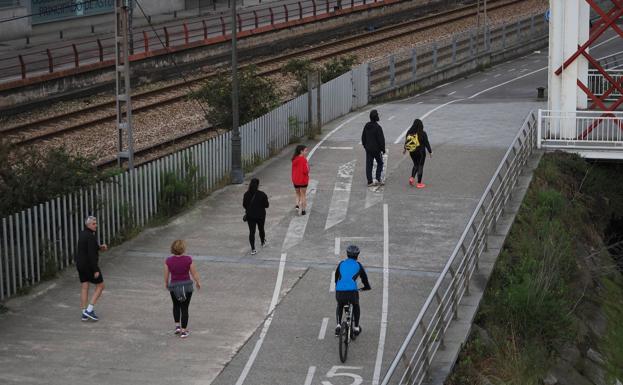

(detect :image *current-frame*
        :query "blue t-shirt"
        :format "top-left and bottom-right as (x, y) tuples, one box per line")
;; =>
(335, 258), (371, 291)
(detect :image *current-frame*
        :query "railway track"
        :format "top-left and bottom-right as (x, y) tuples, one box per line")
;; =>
(4, 0), (525, 163)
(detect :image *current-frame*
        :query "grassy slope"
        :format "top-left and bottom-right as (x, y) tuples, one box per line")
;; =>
(446, 152), (623, 385)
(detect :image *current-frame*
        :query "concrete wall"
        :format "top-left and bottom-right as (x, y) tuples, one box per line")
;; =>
(0, 6), (31, 40)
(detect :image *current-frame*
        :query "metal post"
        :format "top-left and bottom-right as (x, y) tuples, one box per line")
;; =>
(231, 0), (243, 184)
(308, 72), (314, 138)
(316, 71), (321, 136)
(115, 0), (134, 170)
(128, 0), (134, 54)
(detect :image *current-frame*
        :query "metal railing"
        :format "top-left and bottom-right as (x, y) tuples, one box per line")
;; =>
(537, 109), (623, 151)
(369, 14), (547, 96)
(597, 50), (623, 69)
(381, 111), (538, 385)
(0, 0), (395, 83)
(0, 63), (369, 300)
(588, 69), (623, 102)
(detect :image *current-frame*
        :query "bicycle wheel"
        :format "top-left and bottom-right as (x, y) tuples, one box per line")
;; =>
(338, 321), (349, 363)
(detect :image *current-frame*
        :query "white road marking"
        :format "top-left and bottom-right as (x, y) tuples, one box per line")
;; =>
(365, 153), (388, 208)
(394, 99), (465, 143)
(308, 110), (373, 160)
(318, 317), (329, 340)
(319, 146), (354, 150)
(282, 180), (318, 250)
(325, 160), (356, 230)
(468, 67), (547, 99)
(388, 115), (395, 121)
(464, 84), (473, 88)
(508, 68), (516, 72)
(304, 366), (316, 385)
(480, 78), (488, 83)
(448, 91), (456, 95)
(330, 271), (336, 292)
(493, 73), (501, 78)
(235, 252), (287, 385)
(372, 204), (390, 385)
(334, 237), (341, 256)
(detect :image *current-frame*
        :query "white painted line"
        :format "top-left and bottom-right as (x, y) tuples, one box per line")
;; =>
(480, 78), (488, 83)
(468, 67), (547, 99)
(493, 73), (501, 78)
(282, 180), (318, 250)
(508, 68), (516, 72)
(448, 91), (456, 95)
(394, 99), (465, 143)
(235, 252), (287, 385)
(304, 366), (316, 385)
(464, 84), (473, 88)
(372, 204), (390, 385)
(416, 101), (423, 104)
(318, 317), (329, 340)
(330, 271), (336, 292)
(365, 153), (388, 208)
(334, 237), (341, 256)
(388, 115), (395, 121)
(325, 160), (356, 230)
(319, 146), (354, 150)
(308, 109), (373, 160)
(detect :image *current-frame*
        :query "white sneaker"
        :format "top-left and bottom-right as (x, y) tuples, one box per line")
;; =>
(261, 240), (268, 248)
(251, 249), (257, 255)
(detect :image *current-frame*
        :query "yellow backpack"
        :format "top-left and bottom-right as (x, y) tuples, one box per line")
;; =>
(405, 134), (420, 152)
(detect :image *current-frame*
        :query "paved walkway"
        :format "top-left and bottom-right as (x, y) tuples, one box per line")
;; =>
(0, 35), (620, 385)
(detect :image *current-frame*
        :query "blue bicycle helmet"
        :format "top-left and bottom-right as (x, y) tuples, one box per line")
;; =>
(346, 245), (360, 259)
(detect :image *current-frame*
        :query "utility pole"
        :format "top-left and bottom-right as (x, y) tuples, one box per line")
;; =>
(230, 0), (243, 184)
(115, 0), (134, 170)
(128, 0), (134, 54)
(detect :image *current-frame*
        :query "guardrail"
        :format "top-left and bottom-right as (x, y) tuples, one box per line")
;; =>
(0, 63), (368, 300)
(381, 111), (538, 385)
(369, 14), (547, 97)
(597, 50), (623, 69)
(537, 109), (623, 152)
(0, 0), (394, 83)
(588, 68), (623, 102)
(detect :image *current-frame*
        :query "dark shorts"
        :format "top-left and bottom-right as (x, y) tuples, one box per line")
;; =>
(77, 267), (103, 284)
(293, 184), (308, 189)
(335, 290), (359, 305)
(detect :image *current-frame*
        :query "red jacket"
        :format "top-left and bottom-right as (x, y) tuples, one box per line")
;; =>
(291, 155), (309, 186)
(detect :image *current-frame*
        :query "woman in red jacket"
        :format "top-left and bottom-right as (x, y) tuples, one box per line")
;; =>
(291, 144), (310, 215)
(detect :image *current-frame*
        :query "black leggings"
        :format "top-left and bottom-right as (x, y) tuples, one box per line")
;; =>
(170, 291), (193, 328)
(247, 217), (265, 250)
(409, 151), (426, 183)
(336, 291), (361, 327)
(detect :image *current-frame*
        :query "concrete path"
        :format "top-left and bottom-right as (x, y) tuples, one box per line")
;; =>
(0, 36), (621, 385)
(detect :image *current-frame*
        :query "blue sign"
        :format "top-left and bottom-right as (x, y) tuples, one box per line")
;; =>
(32, 0), (114, 25)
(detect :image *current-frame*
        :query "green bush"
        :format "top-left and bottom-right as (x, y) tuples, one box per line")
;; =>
(190, 65), (281, 129)
(0, 140), (117, 218)
(157, 155), (204, 216)
(283, 55), (359, 95)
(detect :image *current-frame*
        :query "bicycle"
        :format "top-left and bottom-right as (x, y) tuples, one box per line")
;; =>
(338, 301), (356, 363)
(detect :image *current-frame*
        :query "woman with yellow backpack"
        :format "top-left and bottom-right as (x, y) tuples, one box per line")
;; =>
(402, 119), (433, 188)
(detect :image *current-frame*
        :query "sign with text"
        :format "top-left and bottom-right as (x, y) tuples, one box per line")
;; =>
(32, 0), (114, 24)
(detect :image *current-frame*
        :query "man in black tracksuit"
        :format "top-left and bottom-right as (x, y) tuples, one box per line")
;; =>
(361, 109), (386, 186)
(76, 216), (107, 321)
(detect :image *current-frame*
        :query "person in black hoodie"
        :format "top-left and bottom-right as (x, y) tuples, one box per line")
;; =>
(243, 178), (270, 255)
(361, 109), (386, 186)
(402, 118), (432, 188)
(76, 216), (108, 322)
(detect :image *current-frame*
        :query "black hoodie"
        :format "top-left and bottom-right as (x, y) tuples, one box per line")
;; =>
(361, 121), (386, 154)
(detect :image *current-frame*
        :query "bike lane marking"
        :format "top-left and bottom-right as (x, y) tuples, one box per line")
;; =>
(325, 160), (356, 230)
(234, 252), (287, 385)
(372, 203), (390, 385)
(318, 317), (330, 340)
(304, 366), (317, 385)
(281, 180), (318, 250)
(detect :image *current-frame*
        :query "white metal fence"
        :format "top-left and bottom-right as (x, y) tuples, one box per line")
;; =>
(0, 63), (369, 300)
(588, 69), (623, 102)
(537, 109), (623, 155)
(369, 14), (547, 96)
(381, 111), (538, 385)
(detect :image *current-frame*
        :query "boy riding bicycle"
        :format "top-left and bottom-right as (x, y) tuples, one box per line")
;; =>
(334, 245), (371, 336)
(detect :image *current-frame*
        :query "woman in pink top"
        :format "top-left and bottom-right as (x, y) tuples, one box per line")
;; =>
(164, 240), (201, 338)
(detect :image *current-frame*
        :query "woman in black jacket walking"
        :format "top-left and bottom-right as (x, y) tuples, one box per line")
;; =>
(402, 119), (433, 188)
(361, 109), (386, 186)
(243, 178), (270, 255)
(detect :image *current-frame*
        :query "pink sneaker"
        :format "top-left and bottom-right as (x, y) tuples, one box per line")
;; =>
(416, 183), (426, 189)
(409, 177), (415, 186)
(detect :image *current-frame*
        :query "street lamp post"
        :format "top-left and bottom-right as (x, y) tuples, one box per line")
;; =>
(231, 0), (243, 184)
